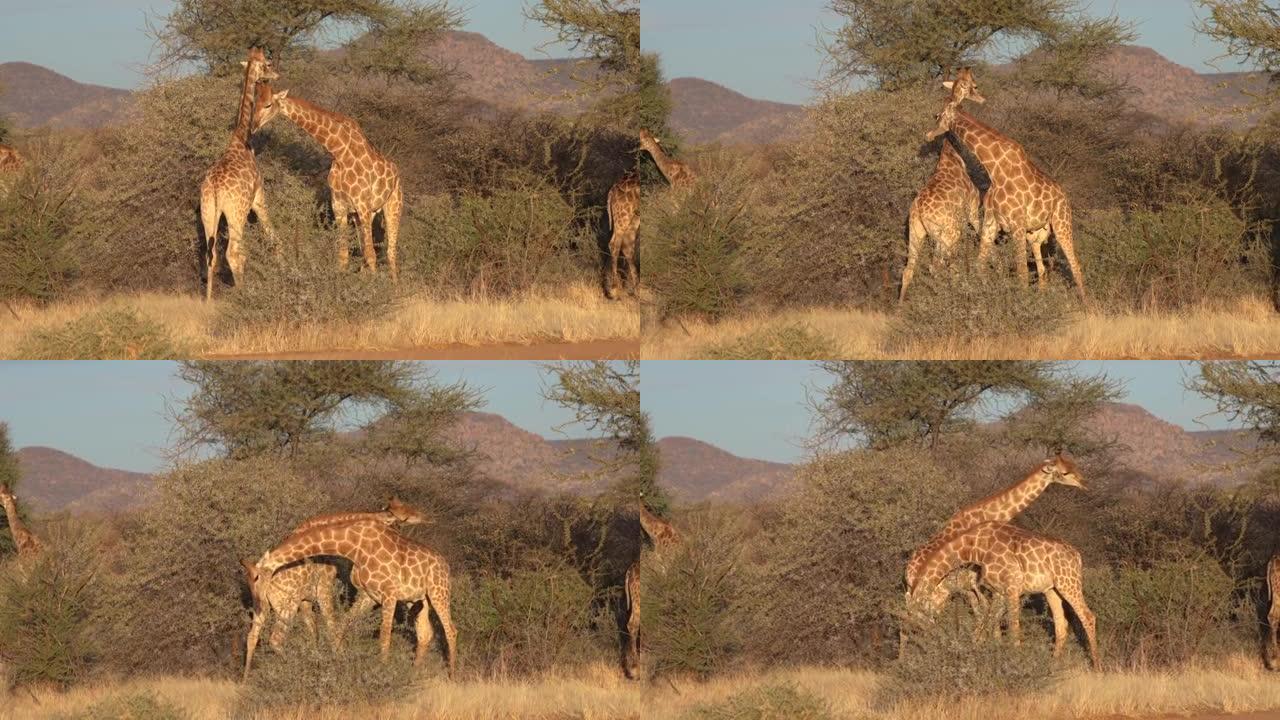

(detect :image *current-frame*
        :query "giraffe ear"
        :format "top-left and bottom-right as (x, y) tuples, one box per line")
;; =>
(275, 89), (290, 101)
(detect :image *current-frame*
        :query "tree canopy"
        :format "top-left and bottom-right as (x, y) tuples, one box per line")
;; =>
(1197, 0), (1280, 102)
(822, 0), (1134, 96)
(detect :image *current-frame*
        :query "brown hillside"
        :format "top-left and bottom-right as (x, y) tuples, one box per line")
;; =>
(0, 62), (131, 129)
(14, 447), (154, 513)
(667, 77), (805, 145)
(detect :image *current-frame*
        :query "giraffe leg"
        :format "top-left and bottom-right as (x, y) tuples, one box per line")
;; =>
(1051, 208), (1088, 305)
(359, 212), (377, 273)
(226, 215), (248, 288)
(1029, 228), (1049, 290)
(1005, 589), (1022, 646)
(1057, 584), (1101, 670)
(268, 599), (297, 651)
(901, 210), (926, 302)
(606, 230), (623, 300)
(1045, 589), (1068, 657)
(332, 199), (352, 271)
(316, 585), (338, 650)
(385, 188), (402, 282)
(378, 601), (396, 660)
(428, 588), (458, 679)
(337, 591), (376, 647)
(299, 600), (319, 643)
(1268, 597), (1279, 669)
(413, 602), (435, 667)
(625, 567), (641, 677)
(977, 196), (998, 267)
(201, 197), (220, 302)
(243, 605), (269, 681)
(251, 185), (279, 259)
(624, 227), (639, 295)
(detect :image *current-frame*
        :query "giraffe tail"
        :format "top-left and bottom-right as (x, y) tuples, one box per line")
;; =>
(607, 187), (616, 231)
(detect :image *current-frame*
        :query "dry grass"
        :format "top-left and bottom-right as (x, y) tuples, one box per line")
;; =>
(0, 283), (638, 359)
(647, 657), (1280, 720)
(641, 297), (1280, 360)
(2, 663), (641, 719)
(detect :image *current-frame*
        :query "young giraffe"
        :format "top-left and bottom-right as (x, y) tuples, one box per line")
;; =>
(926, 68), (1088, 303)
(638, 129), (697, 190)
(1268, 553), (1280, 668)
(244, 499), (430, 670)
(901, 137), (982, 302)
(0, 483), (42, 557)
(252, 84), (404, 279)
(606, 175), (640, 299)
(910, 520), (1101, 669)
(625, 503), (682, 678)
(200, 48), (278, 301)
(243, 518), (455, 678)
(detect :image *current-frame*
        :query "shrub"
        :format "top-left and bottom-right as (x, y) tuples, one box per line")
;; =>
(742, 448), (967, 665)
(702, 323), (837, 360)
(15, 308), (187, 359)
(54, 693), (189, 720)
(885, 617), (1060, 702)
(451, 560), (604, 677)
(686, 684), (834, 720)
(642, 509), (744, 679)
(1086, 551), (1244, 668)
(0, 521), (103, 689)
(887, 265), (1075, 351)
(1079, 193), (1270, 311)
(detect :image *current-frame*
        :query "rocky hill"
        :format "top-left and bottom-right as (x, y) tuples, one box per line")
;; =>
(14, 447), (154, 513)
(0, 62), (131, 129)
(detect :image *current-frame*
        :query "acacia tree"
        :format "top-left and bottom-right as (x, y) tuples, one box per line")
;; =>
(823, 0), (1134, 96)
(1197, 0), (1280, 101)
(1191, 361), (1280, 492)
(150, 0), (461, 81)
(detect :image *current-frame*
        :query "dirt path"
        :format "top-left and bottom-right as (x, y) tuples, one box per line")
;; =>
(207, 339), (639, 360)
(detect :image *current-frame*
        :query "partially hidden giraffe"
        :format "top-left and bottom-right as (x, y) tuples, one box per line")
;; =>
(1268, 553), (1279, 668)
(252, 84), (403, 279)
(243, 498), (430, 671)
(900, 138), (981, 302)
(200, 48), (278, 302)
(0, 483), (42, 557)
(606, 175), (640, 299)
(243, 517), (455, 679)
(0, 144), (24, 173)
(909, 520), (1101, 669)
(901, 453), (1086, 653)
(638, 129), (697, 190)
(926, 68), (1088, 303)
(625, 503), (682, 678)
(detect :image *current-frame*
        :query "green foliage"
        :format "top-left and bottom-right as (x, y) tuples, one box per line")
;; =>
(1197, 0), (1280, 99)
(702, 324), (838, 360)
(54, 693), (189, 720)
(1079, 195), (1271, 311)
(1190, 361), (1280, 475)
(644, 162), (754, 322)
(641, 509), (744, 679)
(823, 0), (1133, 95)
(96, 457), (329, 675)
(888, 269), (1076, 350)
(400, 179), (588, 297)
(0, 136), (91, 303)
(451, 561), (604, 676)
(887, 618), (1060, 701)
(0, 522), (103, 689)
(15, 309), (188, 360)
(743, 449), (967, 665)
(1086, 552), (1245, 668)
(685, 684), (834, 720)
(153, 0), (460, 79)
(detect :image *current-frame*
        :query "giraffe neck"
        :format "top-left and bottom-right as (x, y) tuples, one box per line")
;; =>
(1, 497), (26, 538)
(938, 139), (966, 172)
(641, 140), (682, 184)
(260, 525), (368, 574)
(290, 510), (393, 535)
(947, 111), (1020, 177)
(915, 532), (984, 594)
(993, 467), (1053, 519)
(639, 507), (679, 548)
(279, 98), (359, 157)
(230, 61), (257, 148)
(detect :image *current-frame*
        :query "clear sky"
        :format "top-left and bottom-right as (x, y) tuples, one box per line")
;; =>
(642, 0), (1256, 104)
(641, 361), (1242, 464)
(0, 1), (562, 90)
(0, 361), (586, 473)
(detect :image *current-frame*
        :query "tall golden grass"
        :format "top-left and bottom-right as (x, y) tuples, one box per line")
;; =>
(641, 297), (1280, 360)
(0, 283), (639, 359)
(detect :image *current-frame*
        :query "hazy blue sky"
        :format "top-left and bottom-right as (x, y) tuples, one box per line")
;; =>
(0, 1), (562, 89)
(0, 361), (586, 473)
(641, 361), (1241, 464)
(642, 0), (1255, 104)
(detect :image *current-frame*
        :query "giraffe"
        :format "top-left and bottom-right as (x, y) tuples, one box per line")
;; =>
(625, 503), (682, 678)
(900, 453), (1086, 653)
(925, 68), (1088, 303)
(200, 48), (278, 302)
(1268, 553), (1280, 668)
(243, 498), (430, 668)
(242, 518), (455, 679)
(605, 175), (640, 300)
(900, 138), (982, 302)
(638, 129), (697, 190)
(0, 483), (42, 557)
(0, 144), (24, 173)
(909, 520), (1101, 669)
(252, 84), (403, 279)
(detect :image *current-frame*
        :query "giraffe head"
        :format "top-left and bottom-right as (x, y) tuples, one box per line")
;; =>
(0, 483), (14, 505)
(925, 67), (985, 141)
(638, 129), (663, 152)
(241, 557), (266, 614)
(1038, 452), (1086, 489)
(250, 85), (289, 134)
(241, 47), (278, 85)
(385, 497), (429, 525)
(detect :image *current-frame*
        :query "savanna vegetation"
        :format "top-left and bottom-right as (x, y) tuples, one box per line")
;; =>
(0, 360), (651, 719)
(0, 0), (645, 358)
(636, 361), (1280, 719)
(641, 0), (1280, 359)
